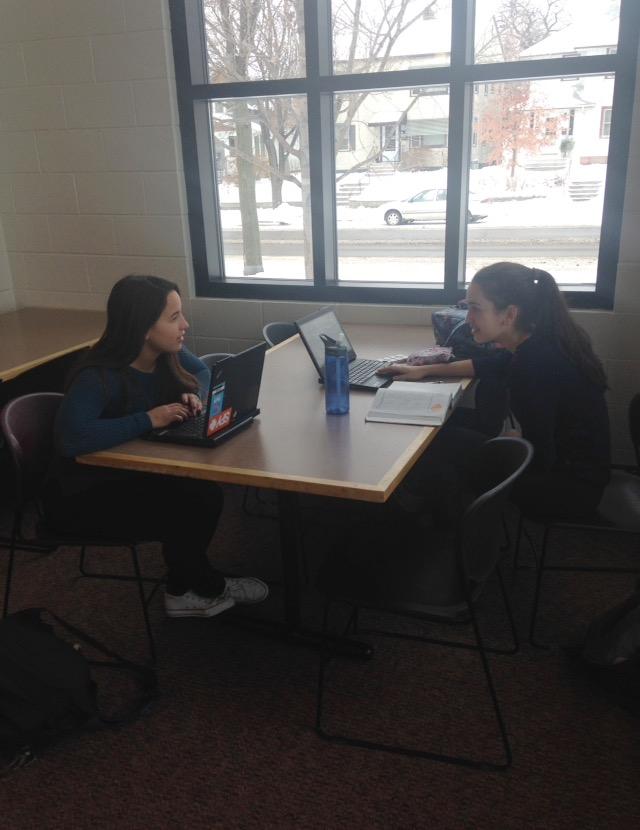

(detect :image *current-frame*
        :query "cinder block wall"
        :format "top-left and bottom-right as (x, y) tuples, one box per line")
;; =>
(0, 0), (638, 462)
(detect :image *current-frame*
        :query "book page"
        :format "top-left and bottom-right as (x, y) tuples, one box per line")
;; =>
(369, 386), (450, 420)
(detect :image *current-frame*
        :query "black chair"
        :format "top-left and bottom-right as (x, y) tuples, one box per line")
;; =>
(262, 321), (297, 347)
(517, 392), (640, 647)
(630, 392), (640, 469)
(199, 352), (233, 369)
(0, 393), (161, 662)
(316, 437), (533, 771)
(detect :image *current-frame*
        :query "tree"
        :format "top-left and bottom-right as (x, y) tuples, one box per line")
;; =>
(474, 1), (571, 187)
(210, 0), (264, 275)
(475, 82), (558, 185)
(476, 0), (567, 63)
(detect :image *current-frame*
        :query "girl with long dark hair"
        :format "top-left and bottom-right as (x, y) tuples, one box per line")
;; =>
(379, 262), (611, 522)
(44, 275), (268, 618)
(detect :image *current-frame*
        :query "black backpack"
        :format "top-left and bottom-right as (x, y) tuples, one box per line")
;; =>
(0, 608), (157, 775)
(432, 303), (498, 361)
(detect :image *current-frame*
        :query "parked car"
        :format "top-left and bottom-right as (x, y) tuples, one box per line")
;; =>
(381, 188), (487, 225)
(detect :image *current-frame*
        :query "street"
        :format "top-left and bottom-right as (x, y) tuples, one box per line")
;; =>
(220, 224), (600, 259)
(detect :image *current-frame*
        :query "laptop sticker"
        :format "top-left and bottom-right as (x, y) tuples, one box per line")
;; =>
(207, 382), (232, 436)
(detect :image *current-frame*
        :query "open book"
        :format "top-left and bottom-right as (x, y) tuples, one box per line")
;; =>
(365, 381), (464, 426)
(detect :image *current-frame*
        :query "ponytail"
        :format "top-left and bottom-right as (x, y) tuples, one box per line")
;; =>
(472, 262), (608, 389)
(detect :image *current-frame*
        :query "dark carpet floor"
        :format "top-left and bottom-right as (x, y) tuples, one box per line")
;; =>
(1, 486), (639, 829)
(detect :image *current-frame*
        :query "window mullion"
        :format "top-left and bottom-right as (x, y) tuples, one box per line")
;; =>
(304, 0), (335, 288)
(443, 0), (475, 300)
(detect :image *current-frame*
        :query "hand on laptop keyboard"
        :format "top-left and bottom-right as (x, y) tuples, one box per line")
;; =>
(148, 402), (191, 429)
(181, 392), (203, 416)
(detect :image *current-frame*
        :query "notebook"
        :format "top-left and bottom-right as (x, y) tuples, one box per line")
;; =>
(365, 381), (464, 426)
(295, 307), (390, 390)
(144, 342), (267, 447)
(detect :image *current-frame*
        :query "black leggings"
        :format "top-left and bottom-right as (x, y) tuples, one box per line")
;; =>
(398, 425), (488, 524)
(511, 473), (604, 523)
(43, 473), (226, 597)
(400, 424), (604, 525)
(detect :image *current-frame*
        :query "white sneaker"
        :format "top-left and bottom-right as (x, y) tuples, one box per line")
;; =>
(164, 589), (235, 618)
(225, 577), (269, 605)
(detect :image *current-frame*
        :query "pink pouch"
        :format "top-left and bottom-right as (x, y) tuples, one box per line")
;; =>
(404, 346), (454, 366)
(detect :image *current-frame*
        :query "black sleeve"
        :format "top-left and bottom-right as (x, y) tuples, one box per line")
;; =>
(471, 348), (512, 380)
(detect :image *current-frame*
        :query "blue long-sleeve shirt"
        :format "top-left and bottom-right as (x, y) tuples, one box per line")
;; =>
(54, 348), (208, 457)
(47, 349), (209, 497)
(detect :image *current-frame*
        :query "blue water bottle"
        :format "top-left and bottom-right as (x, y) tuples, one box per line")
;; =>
(320, 333), (350, 415)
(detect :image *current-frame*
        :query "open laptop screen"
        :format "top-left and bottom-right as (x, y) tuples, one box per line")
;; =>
(295, 308), (357, 379)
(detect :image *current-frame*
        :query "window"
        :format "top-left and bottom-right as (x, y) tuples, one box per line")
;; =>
(170, 0), (639, 308)
(336, 123), (356, 152)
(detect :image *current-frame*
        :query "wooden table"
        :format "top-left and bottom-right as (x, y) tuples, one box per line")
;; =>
(0, 307), (105, 382)
(79, 324), (460, 648)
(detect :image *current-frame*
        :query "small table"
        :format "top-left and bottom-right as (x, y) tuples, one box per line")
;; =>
(0, 307), (105, 382)
(78, 324), (465, 649)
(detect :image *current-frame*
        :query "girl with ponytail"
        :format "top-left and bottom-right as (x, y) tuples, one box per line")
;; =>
(379, 262), (611, 522)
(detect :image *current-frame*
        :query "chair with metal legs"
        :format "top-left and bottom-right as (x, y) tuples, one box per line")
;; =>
(315, 437), (533, 771)
(515, 393), (640, 647)
(0, 393), (162, 662)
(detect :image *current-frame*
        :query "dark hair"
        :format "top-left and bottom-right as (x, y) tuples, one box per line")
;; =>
(68, 274), (199, 399)
(472, 262), (607, 389)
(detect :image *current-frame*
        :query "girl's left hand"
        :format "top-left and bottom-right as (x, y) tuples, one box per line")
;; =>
(181, 392), (202, 416)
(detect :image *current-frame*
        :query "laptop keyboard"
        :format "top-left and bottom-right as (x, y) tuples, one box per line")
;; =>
(348, 358), (386, 384)
(170, 414), (205, 437)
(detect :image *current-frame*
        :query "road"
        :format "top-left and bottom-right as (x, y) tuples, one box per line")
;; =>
(220, 224), (600, 258)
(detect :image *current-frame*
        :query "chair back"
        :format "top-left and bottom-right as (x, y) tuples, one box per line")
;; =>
(0, 393), (64, 507)
(459, 437), (533, 586)
(199, 352), (233, 370)
(629, 392), (640, 470)
(262, 321), (297, 347)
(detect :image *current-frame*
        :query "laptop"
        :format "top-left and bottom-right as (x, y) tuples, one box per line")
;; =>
(295, 307), (390, 390)
(144, 341), (267, 447)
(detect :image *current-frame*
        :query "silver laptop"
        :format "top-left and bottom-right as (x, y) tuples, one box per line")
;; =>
(296, 307), (390, 391)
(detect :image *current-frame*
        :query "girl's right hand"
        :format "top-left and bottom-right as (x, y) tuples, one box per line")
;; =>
(147, 403), (191, 429)
(376, 362), (431, 382)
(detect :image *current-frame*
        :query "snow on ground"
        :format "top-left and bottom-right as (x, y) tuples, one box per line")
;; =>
(217, 168), (606, 286)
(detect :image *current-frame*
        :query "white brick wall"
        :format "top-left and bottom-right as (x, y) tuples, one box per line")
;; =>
(0, 0), (190, 316)
(0, 0), (638, 463)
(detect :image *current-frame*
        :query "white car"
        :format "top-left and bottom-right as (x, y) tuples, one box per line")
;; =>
(382, 188), (487, 225)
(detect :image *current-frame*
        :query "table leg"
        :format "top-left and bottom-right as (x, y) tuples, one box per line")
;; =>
(276, 490), (372, 659)
(277, 490), (302, 630)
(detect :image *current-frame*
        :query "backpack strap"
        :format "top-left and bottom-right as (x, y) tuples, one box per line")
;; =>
(38, 610), (158, 725)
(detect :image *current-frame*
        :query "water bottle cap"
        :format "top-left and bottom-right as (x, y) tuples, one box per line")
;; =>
(320, 332), (346, 356)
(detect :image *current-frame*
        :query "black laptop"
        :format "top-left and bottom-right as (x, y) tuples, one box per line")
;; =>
(144, 342), (267, 447)
(295, 307), (390, 391)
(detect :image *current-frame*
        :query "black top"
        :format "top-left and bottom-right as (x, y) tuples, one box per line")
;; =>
(473, 335), (610, 488)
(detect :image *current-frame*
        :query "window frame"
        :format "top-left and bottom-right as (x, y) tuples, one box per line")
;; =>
(169, 0), (640, 310)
